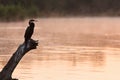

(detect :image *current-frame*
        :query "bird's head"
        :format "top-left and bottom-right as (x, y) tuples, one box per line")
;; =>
(29, 19), (36, 25)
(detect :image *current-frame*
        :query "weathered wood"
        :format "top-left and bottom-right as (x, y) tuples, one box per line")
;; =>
(0, 39), (38, 80)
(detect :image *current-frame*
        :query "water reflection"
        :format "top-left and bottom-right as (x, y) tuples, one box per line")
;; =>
(37, 52), (105, 67)
(0, 46), (106, 79)
(37, 46), (106, 67)
(90, 52), (105, 67)
(1, 18), (120, 80)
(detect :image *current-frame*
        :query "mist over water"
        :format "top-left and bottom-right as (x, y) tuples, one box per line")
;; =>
(0, 17), (120, 80)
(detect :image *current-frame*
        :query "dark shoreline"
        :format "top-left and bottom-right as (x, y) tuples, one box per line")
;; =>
(1, 0), (120, 22)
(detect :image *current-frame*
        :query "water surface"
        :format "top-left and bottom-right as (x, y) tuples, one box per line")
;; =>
(0, 17), (120, 80)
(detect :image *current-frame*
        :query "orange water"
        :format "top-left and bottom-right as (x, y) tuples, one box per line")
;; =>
(0, 17), (120, 80)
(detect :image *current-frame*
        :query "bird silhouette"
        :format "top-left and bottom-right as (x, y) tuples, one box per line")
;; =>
(24, 19), (36, 46)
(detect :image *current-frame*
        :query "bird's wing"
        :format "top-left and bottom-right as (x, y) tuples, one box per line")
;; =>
(24, 26), (30, 38)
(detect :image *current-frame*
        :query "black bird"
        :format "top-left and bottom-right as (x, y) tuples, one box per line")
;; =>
(24, 19), (36, 44)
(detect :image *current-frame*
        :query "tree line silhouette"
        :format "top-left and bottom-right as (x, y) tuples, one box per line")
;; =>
(0, 0), (120, 21)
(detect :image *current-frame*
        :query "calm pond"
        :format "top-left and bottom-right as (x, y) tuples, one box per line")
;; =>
(0, 17), (120, 80)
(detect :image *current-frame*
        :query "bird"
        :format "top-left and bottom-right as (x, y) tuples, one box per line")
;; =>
(24, 19), (36, 45)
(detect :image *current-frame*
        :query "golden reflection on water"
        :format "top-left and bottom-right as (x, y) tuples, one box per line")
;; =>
(1, 47), (120, 80)
(0, 47), (106, 80)
(0, 18), (120, 80)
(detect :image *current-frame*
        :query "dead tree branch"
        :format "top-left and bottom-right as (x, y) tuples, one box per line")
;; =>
(0, 39), (38, 80)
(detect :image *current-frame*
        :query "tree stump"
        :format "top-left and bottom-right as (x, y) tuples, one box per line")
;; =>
(0, 39), (38, 80)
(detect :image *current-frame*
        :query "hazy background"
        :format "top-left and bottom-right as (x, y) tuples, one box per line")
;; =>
(0, 0), (120, 21)
(0, 1), (120, 80)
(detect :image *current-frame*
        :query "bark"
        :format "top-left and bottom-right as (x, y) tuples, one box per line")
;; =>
(0, 39), (38, 80)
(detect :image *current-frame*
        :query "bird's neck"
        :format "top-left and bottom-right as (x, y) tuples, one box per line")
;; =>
(30, 23), (35, 27)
